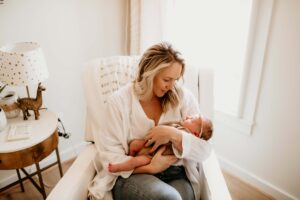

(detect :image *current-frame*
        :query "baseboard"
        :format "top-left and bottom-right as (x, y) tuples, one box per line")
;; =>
(218, 155), (299, 200)
(0, 141), (87, 189)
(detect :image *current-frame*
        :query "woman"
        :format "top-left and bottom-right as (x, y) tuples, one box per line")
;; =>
(89, 43), (211, 200)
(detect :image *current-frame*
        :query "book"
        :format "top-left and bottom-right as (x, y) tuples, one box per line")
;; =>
(7, 124), (31, 141)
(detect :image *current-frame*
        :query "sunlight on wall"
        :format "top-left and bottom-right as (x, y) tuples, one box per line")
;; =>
(163, 0), (253, 116)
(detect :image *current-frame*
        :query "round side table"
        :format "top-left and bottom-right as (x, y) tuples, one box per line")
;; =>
(0, 110), (63, 199)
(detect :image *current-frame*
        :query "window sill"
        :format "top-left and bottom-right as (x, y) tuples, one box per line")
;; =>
(214, 111), (254, 135)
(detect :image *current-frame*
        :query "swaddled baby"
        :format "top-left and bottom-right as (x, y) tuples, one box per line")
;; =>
(108, 115), (213, 173)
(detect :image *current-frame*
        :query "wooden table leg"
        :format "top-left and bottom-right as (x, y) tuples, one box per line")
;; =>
(35, 163), (46, 199)
(16, 169), (25, 192)
(55, 147), (63, 177)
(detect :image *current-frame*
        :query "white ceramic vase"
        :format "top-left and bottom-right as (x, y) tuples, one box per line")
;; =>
(0, 107), (7, 131)
(0, 91), (20, 118)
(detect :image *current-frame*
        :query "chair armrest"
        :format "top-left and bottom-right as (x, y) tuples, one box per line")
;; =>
(202, 150), (232, 200)
(47, 144), (97, 200)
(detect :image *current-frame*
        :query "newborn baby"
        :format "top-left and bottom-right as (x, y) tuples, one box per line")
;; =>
(108, 115), (213, 173)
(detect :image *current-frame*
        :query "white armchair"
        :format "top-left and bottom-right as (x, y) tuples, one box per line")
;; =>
(47, 56), (231, 200)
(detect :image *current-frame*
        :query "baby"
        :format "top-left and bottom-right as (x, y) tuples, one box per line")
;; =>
(108, 115), (213, 173)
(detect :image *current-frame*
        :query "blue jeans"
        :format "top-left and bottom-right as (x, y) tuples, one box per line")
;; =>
(112, 166), (195, 200)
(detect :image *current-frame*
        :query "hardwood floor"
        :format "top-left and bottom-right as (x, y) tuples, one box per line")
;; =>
(0, 158), (75, 200)
(223, 170), (276, 200)
(0, 158), (275, 200)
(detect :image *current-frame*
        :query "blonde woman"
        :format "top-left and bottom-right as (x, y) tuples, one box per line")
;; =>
(89, 43), (212, 200)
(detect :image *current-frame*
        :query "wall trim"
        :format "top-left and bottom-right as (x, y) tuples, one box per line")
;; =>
(0, 141), (87, 189)
(218, 155), (299, 200)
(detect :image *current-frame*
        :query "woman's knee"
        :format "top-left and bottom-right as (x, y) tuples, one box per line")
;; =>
(155, 188), (182, 200)
(168, 179), (195, 200)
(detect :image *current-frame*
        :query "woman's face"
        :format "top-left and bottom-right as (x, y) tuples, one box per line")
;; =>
(153, 62), (182, 97)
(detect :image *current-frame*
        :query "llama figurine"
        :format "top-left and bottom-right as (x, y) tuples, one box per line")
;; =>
(17, 83), (46, 120)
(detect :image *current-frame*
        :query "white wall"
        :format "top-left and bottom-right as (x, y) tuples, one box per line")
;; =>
(213, 0), (300, 199)
(1, 1), (300, 199)
(0, 0), (125, 187)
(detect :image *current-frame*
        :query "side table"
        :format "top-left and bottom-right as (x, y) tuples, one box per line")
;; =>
(0, 110), (63, 199)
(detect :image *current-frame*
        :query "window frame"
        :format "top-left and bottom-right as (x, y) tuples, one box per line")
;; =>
(214, 0), (274, 135)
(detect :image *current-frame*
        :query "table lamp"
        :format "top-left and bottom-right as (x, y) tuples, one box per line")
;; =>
(0, 42), (49, 119)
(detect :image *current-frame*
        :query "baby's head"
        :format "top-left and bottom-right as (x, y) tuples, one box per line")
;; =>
(180, 115), (213, 140)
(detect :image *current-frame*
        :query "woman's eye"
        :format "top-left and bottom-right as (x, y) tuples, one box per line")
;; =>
(163, 79), (170, 82)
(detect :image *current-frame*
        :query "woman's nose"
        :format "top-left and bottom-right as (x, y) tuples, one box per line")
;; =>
(167, 80), (175, 90)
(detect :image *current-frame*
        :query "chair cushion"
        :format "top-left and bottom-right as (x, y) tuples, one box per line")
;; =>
(82, 56), (140, 142)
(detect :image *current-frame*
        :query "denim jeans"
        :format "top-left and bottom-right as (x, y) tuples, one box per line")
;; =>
(112, 166), (195, 200)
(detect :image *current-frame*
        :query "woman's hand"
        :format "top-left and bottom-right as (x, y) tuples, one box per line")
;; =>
(149, 146), (178, 173)
(145, 125), (182, 154)
(133, 146), (178, 174)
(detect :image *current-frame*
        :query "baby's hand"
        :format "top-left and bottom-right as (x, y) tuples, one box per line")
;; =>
(129, 139), (146, 156)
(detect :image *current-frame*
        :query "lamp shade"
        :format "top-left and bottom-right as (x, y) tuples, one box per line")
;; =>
(0, 42), (49, 86)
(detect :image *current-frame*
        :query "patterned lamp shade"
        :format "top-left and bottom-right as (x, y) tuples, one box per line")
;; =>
(0, 42), (49, 86)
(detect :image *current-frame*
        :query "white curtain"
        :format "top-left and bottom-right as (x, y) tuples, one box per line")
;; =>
(125, 0), (166, 55)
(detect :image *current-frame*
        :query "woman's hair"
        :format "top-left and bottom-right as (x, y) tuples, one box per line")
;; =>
(133, 42), (185, 112)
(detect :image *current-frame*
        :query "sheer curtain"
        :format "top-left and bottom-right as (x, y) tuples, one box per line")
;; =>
(124, 0), (166, 55)
(124, 0), (140, 55)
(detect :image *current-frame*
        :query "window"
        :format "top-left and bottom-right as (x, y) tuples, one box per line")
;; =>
(163, 0), (274, 134)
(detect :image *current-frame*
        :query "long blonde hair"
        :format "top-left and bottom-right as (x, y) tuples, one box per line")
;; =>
(133, 42), (185, 112)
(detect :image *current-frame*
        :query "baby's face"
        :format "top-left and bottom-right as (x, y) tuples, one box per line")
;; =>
(180, 116), (202, 136)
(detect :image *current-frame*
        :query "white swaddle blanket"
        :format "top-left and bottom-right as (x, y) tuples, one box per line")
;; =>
(83, 56), (140, 142)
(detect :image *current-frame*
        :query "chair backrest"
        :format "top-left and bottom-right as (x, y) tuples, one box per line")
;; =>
(82, 56), (213, 142)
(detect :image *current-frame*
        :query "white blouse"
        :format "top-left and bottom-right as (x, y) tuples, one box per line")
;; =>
(89, 83), (212, 200)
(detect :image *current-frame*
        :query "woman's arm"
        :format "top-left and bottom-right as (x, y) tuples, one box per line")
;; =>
(146, 87), (212, 162)
(145, 124), (212, 162)
(144, 125), (183, 154)
(133, 146), (177, 174)
(94, 96), (134, 177)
